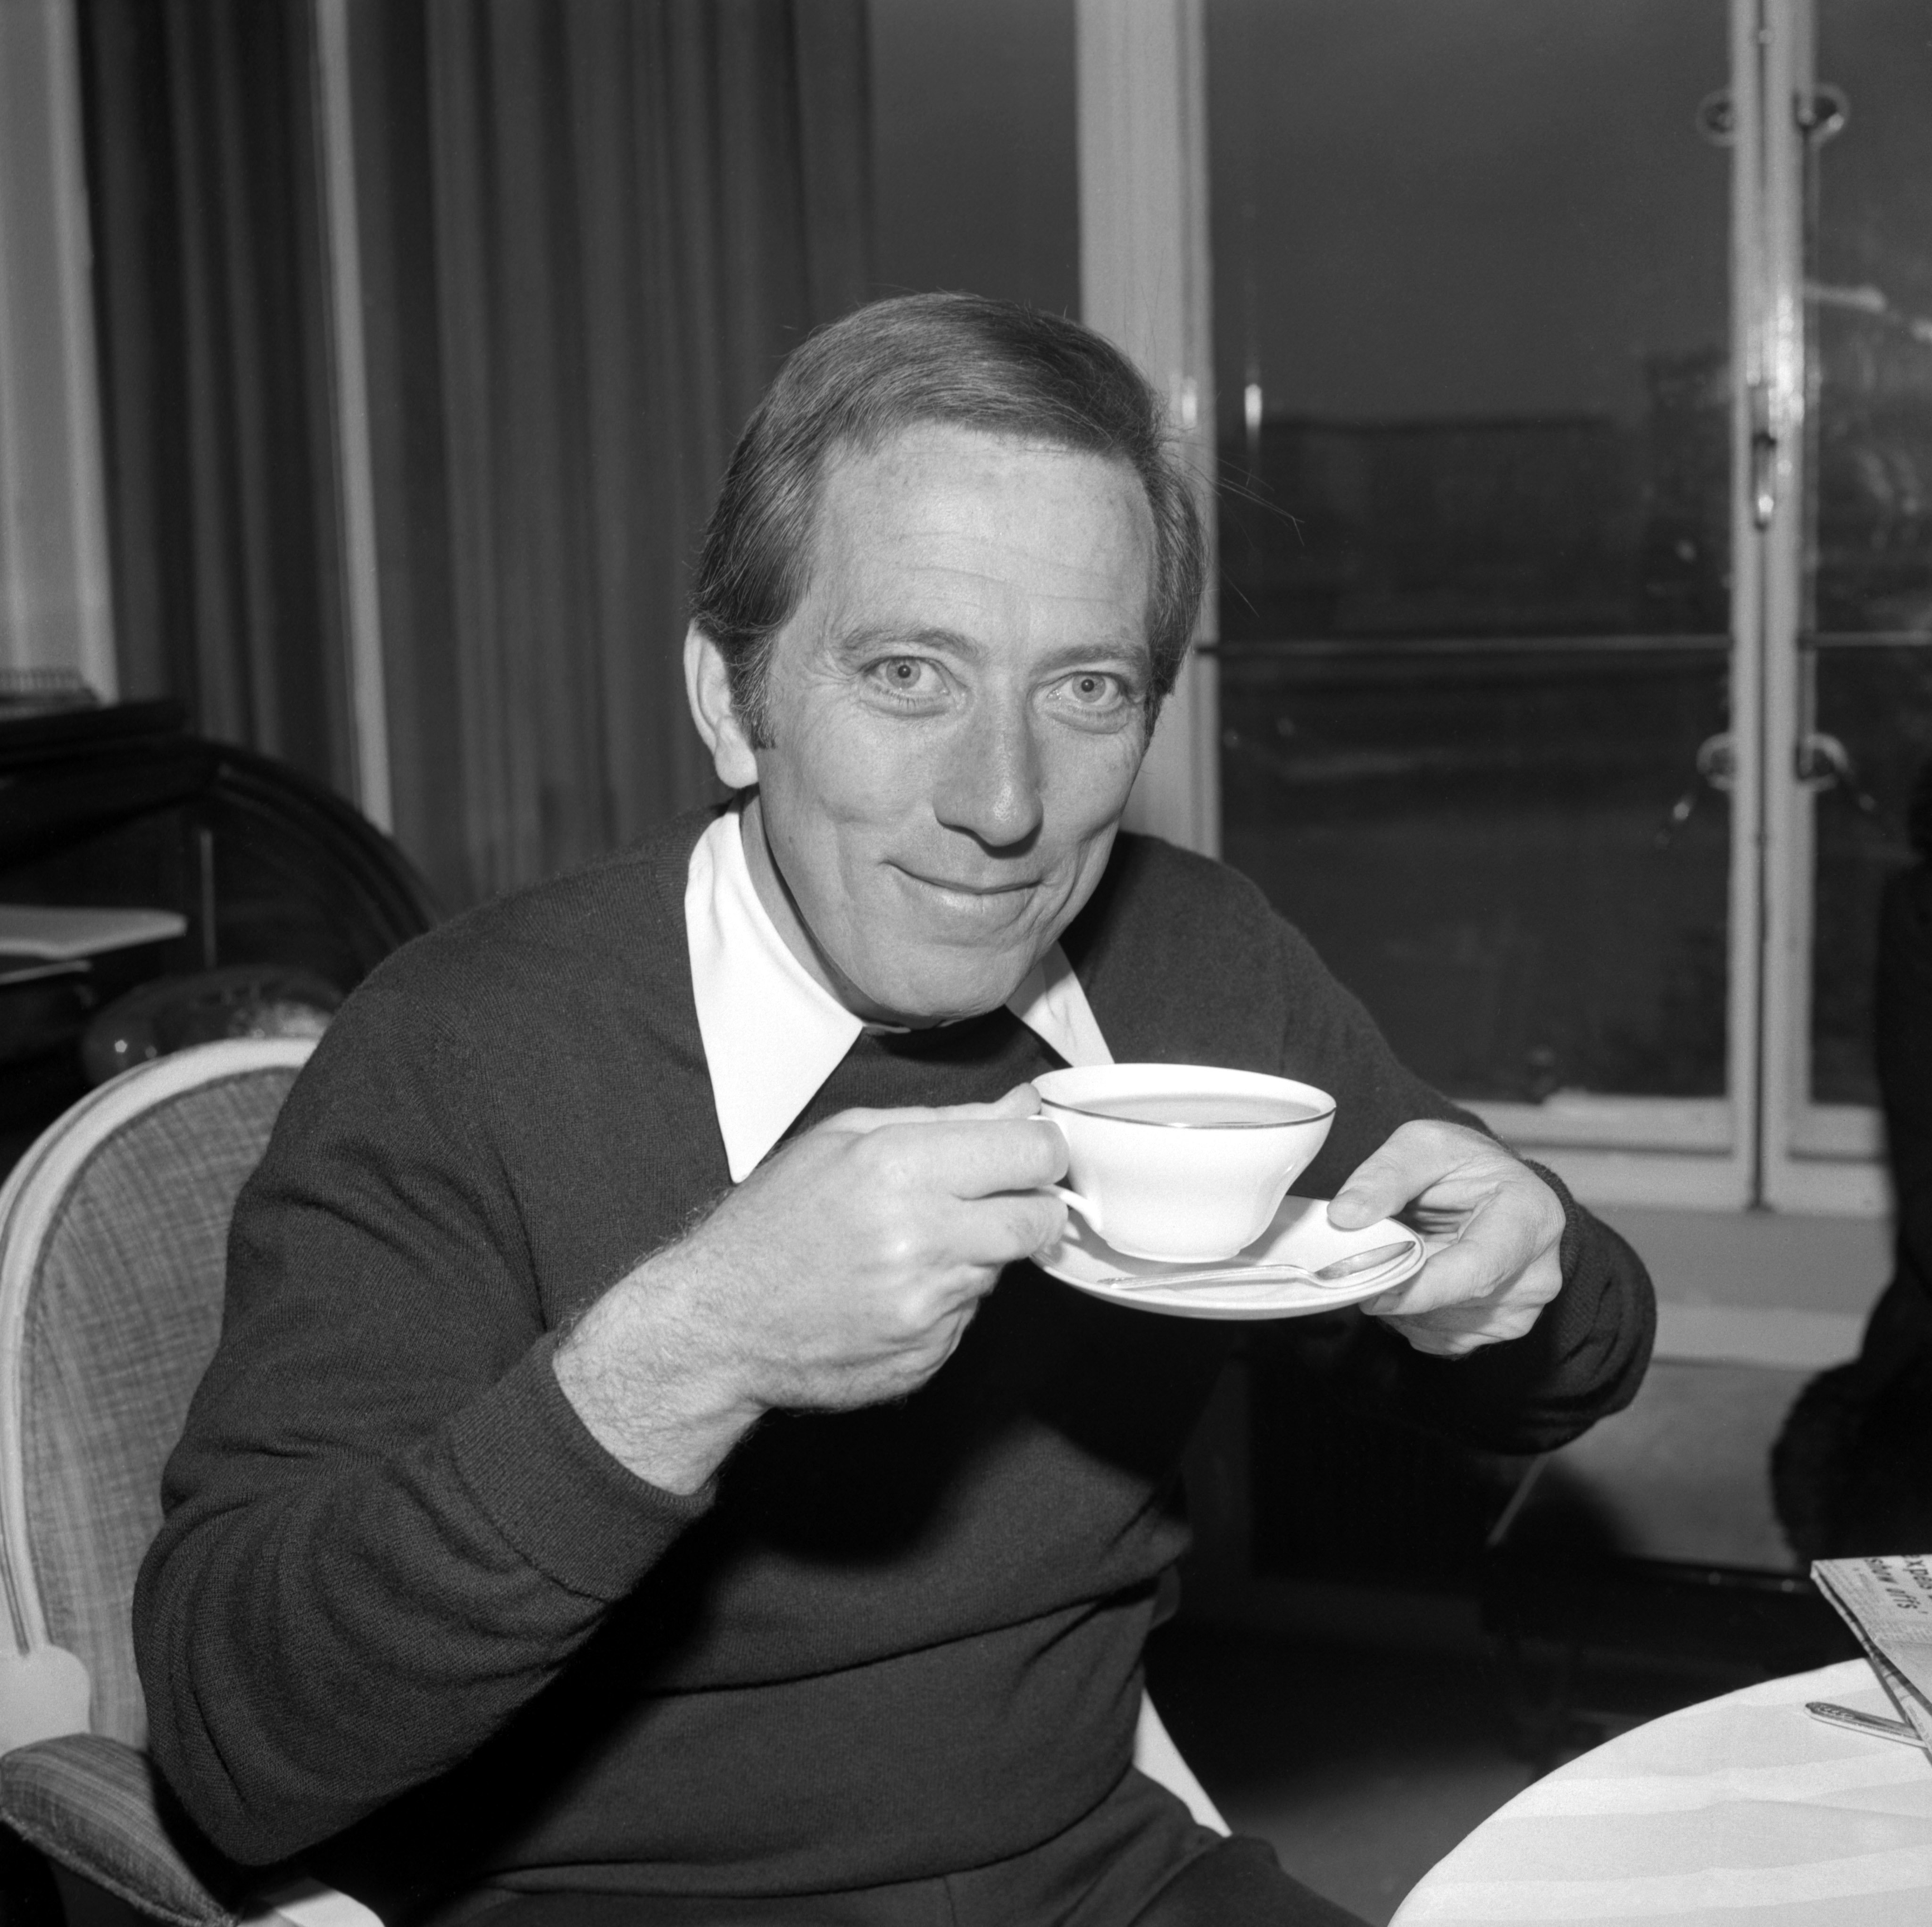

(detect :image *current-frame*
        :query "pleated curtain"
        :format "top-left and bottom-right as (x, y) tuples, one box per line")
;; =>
(80, 0), (356, 795)
(80, 0), (872, 910)
(355, 0), (872, 905)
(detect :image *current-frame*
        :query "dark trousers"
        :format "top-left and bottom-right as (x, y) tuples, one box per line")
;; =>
(446, 1770), (1367, 1927)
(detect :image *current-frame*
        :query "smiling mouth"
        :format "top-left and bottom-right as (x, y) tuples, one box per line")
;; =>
(895, 867), (1041, 900)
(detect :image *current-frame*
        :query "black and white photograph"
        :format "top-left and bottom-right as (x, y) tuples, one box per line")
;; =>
(0, 3), (1929, 1923)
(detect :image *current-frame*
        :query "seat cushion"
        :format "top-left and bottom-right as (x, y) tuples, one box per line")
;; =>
(0, 1733), (244, 1927)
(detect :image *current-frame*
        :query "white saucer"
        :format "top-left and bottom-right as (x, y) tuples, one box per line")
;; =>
(1035, 1194), (1427, 1321)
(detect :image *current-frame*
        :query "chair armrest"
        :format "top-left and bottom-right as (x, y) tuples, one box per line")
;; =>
(0, 1733), (245, 1927)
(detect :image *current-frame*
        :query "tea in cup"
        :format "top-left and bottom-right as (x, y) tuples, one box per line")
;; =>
(1035, 1063), (1335, 1264)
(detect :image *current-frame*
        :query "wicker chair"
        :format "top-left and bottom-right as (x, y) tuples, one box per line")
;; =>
(0, 1039), (374, 1927)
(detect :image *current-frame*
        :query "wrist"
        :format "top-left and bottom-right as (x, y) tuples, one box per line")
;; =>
(552, 1260), (760, 1495)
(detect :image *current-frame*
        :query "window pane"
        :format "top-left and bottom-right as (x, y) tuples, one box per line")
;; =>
(1221, 644), (1730, 1101)
(1809, 0), (1932, 639)
(1208, 0), (1734, 1103)
(1803, 3), (1932, 1110)
(1211, 0), (1733, 642)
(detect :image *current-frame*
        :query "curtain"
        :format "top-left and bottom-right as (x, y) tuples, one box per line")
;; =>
(77, 0), (872, 910)
(350, 0), (873, 907)
(78, 0), (356, 794)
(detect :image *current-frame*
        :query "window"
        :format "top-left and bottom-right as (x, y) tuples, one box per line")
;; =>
(1185, 0), (1930, 1215)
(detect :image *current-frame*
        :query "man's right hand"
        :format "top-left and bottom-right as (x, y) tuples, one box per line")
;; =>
(552, 1085), (1066, 1494)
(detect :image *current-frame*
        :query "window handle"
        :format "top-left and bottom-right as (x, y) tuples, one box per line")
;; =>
(1795, 85), (1849, 146)
(1797, 732), (1886, 823)
(1655, 733), (1736, 847)
(1749, 382), (1778, 530)
(1796, 731), (1852, 790)
(1697, 733), (1737, 791)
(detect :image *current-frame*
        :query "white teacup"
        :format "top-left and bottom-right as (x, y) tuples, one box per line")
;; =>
(1036, 1063), (1335, 1264)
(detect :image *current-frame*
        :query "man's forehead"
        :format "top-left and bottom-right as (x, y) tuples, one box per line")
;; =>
(818, 419), (1144, 499)
(802, 423), (1156, 594)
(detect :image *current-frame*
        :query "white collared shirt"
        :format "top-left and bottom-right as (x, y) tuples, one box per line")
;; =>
(684, 808), (1113, 1180)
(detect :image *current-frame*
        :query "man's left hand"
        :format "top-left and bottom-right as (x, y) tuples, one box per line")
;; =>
(1326, 1121), (1564, 1359)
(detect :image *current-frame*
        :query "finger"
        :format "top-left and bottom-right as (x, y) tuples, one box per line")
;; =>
(865, 1116), (1069, 1199)
(1371, 1298), (1546, 1357)
(1370, 1232), (1564, 1327)
(1364, 1280), (1544, 1331)
(1362, 1240), (1562, 1377)
(924, 1299), (982, 1371)
(1366, 1235), (1529, 1320)
(947, 1189), (1067, 1267)
(1378, 1321), (1492, 1360)
(1377, 1164), (1562, 1311)
(824, 1086), (1042, 1137)
(1327, 1120), (1494, 1230)
(877, 1185), (1064, 1290)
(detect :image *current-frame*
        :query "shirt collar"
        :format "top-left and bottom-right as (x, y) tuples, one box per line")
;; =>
(685, 807), (1112, 1181)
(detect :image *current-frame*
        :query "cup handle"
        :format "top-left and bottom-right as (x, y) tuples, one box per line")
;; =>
(1048, 1184), (1102, 1236)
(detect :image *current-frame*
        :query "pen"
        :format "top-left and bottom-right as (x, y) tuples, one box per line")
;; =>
(1804, 1700), (1931, 1751)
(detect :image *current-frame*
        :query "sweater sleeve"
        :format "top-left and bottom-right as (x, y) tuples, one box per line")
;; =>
(133, 984), (712, 1868)
(1253, 910), (1656, 1456)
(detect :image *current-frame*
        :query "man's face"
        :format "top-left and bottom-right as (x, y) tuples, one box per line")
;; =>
(724, 423), (1157, 1026)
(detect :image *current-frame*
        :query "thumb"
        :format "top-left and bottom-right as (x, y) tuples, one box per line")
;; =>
(1327, 1143), (1417, 1231)
(1327, 1120), (1492, 1231)
(1326, 1185), (1384, 1232)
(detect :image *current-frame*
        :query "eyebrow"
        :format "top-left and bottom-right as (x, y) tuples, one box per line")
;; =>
(830, 623), (984, 665)
(829, 623), (1151, 675)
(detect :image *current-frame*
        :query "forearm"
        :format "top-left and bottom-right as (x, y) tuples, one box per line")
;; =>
(553, 1255), (761, 1494)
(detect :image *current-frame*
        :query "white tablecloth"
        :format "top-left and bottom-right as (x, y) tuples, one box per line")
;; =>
(1391, 1659), (1932, 1925)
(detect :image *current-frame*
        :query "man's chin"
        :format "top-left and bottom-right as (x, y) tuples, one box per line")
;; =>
(847, 951), (1039, 1030)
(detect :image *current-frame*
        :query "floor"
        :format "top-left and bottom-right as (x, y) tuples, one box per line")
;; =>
(1501, 1360), (1809, 1571)
(1142, 1620), (1748, 1927)
(1137, 1354), (1835, 1922)
(1145, 1623), (1530, 1924)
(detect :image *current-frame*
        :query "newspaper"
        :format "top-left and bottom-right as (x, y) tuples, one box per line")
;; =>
(1812, 1556), (1932, 1748)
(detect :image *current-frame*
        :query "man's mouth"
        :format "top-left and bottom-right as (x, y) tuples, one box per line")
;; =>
(893, 866), (1042, 906)
(908, 874), (1034, 894)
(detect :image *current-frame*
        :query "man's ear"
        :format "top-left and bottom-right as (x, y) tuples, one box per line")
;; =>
(684, 623), (759, 790)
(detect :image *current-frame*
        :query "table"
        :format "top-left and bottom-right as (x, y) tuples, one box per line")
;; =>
(1391, 1659), (1932, 1925)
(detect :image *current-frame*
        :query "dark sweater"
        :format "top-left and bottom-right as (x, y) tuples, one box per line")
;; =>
(135, 814), (1652, 1914)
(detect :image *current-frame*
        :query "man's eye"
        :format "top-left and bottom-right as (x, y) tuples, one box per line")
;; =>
(1058, 672), (1127, 709)
(867, 657), (945, 702)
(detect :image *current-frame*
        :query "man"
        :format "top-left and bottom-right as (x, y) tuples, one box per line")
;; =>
(137, 295), (1652, 1927)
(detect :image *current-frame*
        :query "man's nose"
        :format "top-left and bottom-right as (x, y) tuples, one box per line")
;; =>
(932, 699), (1045, 850)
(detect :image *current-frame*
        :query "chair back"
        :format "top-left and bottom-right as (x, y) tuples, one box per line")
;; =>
(0, 1040), (313, 1753)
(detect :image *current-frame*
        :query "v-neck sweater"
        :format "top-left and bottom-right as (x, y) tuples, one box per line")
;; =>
(136, 812), (1653, 1915)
